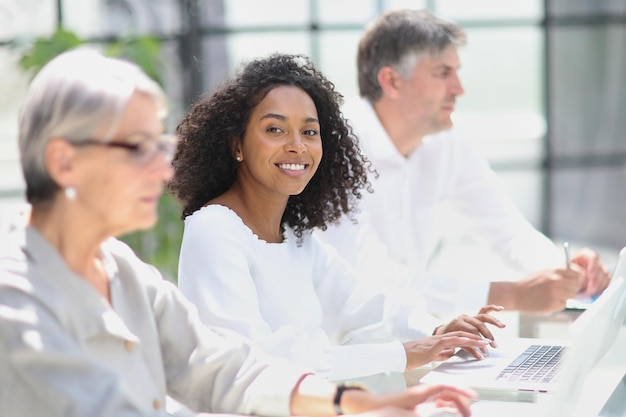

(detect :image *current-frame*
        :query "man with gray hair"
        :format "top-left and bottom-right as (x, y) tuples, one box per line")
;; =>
(318, 9), (611, 315)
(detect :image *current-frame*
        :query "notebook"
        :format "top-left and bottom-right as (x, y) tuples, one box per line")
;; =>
(420, 248), (626, 396)
(565, 291), (599, 310)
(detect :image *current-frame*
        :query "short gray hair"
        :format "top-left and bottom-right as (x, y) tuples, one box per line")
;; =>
(357, 9), (466, 102)
(18, 47), (167, 204)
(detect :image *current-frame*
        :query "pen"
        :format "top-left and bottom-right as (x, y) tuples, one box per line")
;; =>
(563, 241), (571, 269)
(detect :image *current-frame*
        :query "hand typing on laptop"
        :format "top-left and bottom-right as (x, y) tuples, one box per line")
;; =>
(420, 269), (626, 400)
(403, 305), (506, 370)
(416, 402), (465, 417)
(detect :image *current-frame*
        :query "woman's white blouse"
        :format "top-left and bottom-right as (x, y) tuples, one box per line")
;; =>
(0, 226), (309, 417)
(178, 205), (440, 380)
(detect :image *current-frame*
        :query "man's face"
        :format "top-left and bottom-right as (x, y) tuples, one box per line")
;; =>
(395, 46), (464, 136)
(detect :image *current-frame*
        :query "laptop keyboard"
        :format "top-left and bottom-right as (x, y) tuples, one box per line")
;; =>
(496, 344), (566, 383)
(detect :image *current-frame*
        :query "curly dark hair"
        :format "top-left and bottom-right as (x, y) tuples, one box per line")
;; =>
(168, 53), (376, 241)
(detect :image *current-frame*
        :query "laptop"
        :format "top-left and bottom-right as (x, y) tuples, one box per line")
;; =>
(470, 271), (626, 417)
(420, 247), (626, 396)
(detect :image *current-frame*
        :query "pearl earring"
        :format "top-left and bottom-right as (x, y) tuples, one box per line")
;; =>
(64, 186), (77, 201)
(236, 156), (242, 162)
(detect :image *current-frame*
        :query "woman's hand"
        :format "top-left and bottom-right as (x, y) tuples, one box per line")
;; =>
(434, 305), (506, 356)
(403, 331), (492, 370)
(343, 384), (476, 417)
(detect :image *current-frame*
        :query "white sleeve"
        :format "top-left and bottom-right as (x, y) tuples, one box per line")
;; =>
(410, 270), (492, 318)
(317, 209), (419, 292)
(308, 236), (444, 379)
(328, 341), (406, 381)
(317, 215), (446, 329)
(306, 237), (411, 379)
(449, 134), (563, 272)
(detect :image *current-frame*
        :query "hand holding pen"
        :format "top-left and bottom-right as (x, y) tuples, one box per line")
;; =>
(564, 242), (611, 298)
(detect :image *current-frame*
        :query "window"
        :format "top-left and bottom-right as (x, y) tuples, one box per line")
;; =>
(2, 0), (624, 273)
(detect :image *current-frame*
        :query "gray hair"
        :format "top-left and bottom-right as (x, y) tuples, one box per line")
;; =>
(357, 9), (466, 102)
(18, 47), (167, 204)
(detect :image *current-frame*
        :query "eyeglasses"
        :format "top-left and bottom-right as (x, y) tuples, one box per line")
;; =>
(70, 134), (178, 165)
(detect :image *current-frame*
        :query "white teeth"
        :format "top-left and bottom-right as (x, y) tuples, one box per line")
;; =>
(279, 163), (305, 171)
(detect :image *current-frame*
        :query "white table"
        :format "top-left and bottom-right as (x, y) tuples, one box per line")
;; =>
(342, 310), (626, 416)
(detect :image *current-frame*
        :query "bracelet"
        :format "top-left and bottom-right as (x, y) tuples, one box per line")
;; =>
(333, 383), (366, 415)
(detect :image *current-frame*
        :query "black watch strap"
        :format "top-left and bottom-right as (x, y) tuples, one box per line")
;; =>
(333, 384), (366, 415)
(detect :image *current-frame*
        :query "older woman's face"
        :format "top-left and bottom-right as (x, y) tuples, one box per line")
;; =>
(70, 92), (173, 237)
(236, 85), (322, 199)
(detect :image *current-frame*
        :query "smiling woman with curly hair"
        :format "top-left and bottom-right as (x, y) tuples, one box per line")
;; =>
(169, 53), (373, 241)
(168, 52), (502, 384)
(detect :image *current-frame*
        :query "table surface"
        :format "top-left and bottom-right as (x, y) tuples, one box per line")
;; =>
(344, 310), (626, 417)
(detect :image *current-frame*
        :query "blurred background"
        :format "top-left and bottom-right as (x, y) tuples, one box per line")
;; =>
(1, 0), (625, 281)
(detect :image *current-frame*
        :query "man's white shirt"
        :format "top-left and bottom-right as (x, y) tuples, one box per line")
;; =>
(317, 97), (562, 316)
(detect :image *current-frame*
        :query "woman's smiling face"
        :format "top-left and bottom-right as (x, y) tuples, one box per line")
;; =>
(234, 85), (323, 199)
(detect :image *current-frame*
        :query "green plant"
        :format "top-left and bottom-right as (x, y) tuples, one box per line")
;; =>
(104, 35), (164, 85)
(120, 193), (183, 282)
(15, 28), (183, 281)
(17, 28), (84, 76)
